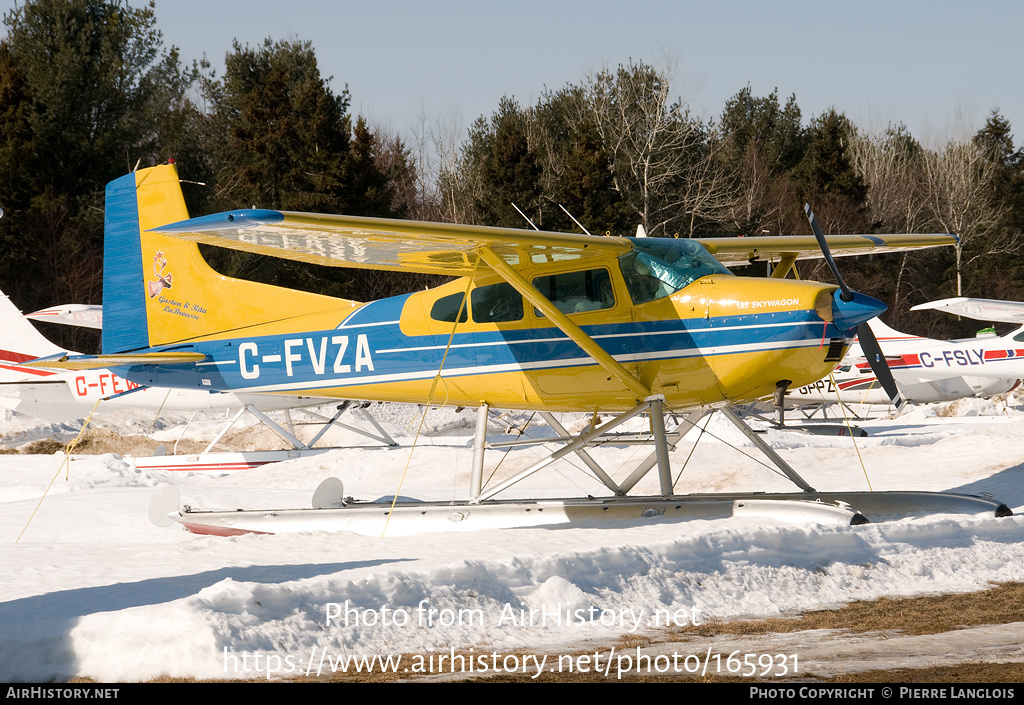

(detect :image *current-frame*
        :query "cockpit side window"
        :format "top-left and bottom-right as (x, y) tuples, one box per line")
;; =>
(619, 239), (731, 304)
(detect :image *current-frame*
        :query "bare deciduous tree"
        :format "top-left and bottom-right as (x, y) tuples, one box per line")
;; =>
(581, 61), (738, 236)
(923, 137), (1008, 296)
(850, 125), (930, 233)
(413, 106), (467, 223)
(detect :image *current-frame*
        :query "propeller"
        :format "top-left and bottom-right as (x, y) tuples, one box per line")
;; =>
(804, 204), (906, 412)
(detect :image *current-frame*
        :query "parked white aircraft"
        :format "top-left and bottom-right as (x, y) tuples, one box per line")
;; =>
(911, 296), (1024, 324)
(788, 308), (1023, 408)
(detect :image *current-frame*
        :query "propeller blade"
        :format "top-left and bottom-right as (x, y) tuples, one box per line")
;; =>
(804, 203), (854, 302)
(803, 203), (901, 410)
(856, 321), (906, 412)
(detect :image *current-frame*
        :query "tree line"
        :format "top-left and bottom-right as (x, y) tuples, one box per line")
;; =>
(2, 0), (1023, 352)
(443, 70), (1024, 338)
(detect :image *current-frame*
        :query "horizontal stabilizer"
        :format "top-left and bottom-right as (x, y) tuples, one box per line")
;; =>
(22, 351), (207, 371)
(0, 379), (67, 389)
(26, 304), (103, 329)
(699, 233), (959, 267)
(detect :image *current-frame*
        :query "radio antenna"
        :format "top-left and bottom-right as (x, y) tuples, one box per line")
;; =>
(511, 203), (540, 231)
(558, 204), (593, 236)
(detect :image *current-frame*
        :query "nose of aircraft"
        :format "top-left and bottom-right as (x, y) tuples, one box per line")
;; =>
(831, 290), (887, 333)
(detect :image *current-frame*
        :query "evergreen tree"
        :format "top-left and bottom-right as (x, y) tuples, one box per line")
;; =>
(969, 112), (1024, 300)
(974, 111), (1024, 235)
(198, 39), (418, 299)
(0, 0), (193, 348)
(718, 86), (807, 235)
(462, 96), (543, 228)
(206, 38), (351, 213)
(553, 120), (633, 235)
(791, 109), (868, 233)
(720, 86), (805, 174)
(533, 86), (632, 235)
(343, 116), (405, 218)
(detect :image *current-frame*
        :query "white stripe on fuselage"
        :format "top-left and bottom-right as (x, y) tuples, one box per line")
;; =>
(229, 335), (832, 395)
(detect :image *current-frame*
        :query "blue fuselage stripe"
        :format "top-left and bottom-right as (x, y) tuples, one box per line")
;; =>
(118, 295), (843, 394)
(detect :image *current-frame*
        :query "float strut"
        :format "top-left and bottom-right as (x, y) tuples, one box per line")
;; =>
(719, 406), (816, 492)
(647, 396), (673, 496)
(479, 401), (651, 501)
(617, 408), (707, 494)
(539, 412), (622, 494)
(470, 403), (488, 502)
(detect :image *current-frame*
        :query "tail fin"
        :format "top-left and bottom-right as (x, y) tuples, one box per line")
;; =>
(102, 164), (354, 353)
(865, 318), (921, 341)
(0, 291), (66, 362)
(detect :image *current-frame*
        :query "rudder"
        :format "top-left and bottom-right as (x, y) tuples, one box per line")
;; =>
(102, 163), (355, 353)
(102, 169), (163, 353)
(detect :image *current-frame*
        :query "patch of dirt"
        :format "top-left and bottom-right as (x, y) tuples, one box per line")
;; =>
(13, 423), (308, 457)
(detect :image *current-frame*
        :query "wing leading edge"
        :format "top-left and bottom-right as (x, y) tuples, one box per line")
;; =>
(152, 210), (631, 276)
(911, 297), (1024, 324)
(696, 233), (959, 267)
(150, 211), (958, 274)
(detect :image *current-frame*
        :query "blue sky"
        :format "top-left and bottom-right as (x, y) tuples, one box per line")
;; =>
(4, 0), (1023, 147)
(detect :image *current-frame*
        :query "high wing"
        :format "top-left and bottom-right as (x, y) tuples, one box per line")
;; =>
(696, 233), (959, 267)
(153, 210), (631, 275)
(911, 297), (1024, 325)
(146, 212), (955, 403)
(151, 210), (957, 273)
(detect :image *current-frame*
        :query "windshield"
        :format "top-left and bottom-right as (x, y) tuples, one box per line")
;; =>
(618, 238), (731, 304)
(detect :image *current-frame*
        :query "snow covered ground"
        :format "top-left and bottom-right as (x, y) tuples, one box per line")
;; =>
(2, 398), (1024, 682)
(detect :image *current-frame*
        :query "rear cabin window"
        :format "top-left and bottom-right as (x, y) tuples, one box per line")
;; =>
(471, 282), (523, 323)
(532, 268), (615, 316)
(430, 292), (468, 323)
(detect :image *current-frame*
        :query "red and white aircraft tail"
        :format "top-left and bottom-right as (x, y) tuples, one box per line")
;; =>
(0, 292), (66, 363)
(0, 290), (160, 421)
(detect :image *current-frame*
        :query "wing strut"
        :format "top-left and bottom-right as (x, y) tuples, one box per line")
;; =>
(477, 247), (651, 401)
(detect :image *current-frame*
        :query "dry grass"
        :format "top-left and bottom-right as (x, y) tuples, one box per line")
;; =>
(672, 582), (1024, 639)
(12, 426), (293, 457)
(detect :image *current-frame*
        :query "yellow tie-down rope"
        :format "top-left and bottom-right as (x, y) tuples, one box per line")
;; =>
(382, 257), (481, 537)
(829, 372), (872, 491)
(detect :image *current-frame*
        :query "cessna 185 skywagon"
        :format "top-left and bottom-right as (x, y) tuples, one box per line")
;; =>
(28, 163), (1010, 534)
